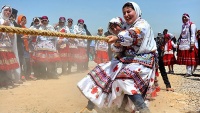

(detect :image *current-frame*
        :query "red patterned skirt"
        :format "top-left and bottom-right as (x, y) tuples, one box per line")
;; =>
(75, 47), (88, 63)
(32, 50), (60, 63)
(0, 51), (19, 71)
(94, 51), (109, 64)
(177, 47), (199, 65)
(163, 54), (176, 66)
(58, 45), (69, 61)
(68, 48), (78, 62)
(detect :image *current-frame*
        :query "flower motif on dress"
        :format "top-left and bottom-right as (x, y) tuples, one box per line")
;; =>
(113, 65), (118, 72)
(150, 78), (154, 82)
(116, 87), (119, 92)
(118, 35), (124, 42)
(131, 90), (138, 95)
(91, 86), (98, 94)
(136, 68), (142, 74)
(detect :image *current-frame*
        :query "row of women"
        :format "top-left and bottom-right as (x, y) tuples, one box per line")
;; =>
(0, 5), (98, 89)
(76, 1), (200, 113)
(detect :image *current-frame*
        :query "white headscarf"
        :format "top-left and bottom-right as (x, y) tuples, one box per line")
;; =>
(127, 1), (142, 18)
(121, 2), (156, 54)
(0, 6), (21, 82)
(108, 17), (124, 35)
(123, 2), (142, 28)
(32, 17), (41, 27)
(0, 5), (12, 20)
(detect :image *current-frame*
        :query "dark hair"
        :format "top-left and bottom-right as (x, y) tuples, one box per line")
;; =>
(164, 29), (168, 32)
(122, 2), (135, 10)
(12, 8), (18, 16)
(30, 22), (34, 27)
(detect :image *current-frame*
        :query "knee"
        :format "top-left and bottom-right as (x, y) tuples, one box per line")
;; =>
(128, 94), (148, 110)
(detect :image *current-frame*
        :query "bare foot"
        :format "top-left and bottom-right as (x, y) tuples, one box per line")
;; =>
(166, 88), (174, 92)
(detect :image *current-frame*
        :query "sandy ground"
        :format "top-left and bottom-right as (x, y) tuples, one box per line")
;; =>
(0, 61), (200, 113)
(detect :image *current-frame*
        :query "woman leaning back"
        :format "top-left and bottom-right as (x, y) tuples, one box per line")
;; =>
(76, 2), (157, 113)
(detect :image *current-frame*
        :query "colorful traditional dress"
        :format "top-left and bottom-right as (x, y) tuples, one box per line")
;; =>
(94, 40), (109, 64)
(67, 25), (77, 62)
(77, 14), (157, 111)
(0, 6), (19, 71)
(163, 37), (177, 66)
(73, 23), (88, 63)
(56, 25), (70, 61)
(177, 13), (198, 75)
(32, 24), (60, 62)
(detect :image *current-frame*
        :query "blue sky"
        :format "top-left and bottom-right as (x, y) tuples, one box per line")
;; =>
(0, 0), (200, 37)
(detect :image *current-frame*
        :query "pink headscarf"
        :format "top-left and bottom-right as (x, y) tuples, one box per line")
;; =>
(181, 13), (193, 36)
(182, 13), (190, 25)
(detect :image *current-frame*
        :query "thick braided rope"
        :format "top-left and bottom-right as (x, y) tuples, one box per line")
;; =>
(0, 25), (109, 41)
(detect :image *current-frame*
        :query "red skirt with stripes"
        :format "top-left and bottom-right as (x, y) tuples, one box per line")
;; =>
(163, 54), (176, 66)
(32, 50), (60, 63)
(58, 45), (69, 61)
(177, 47), (199, 65)
(74, 47), (88, 63)
(0, 51), (19, 71)
(67, 48), (79, 62)
(94, 51), (109, 64)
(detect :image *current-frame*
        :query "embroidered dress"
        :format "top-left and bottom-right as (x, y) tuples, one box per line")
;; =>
(32, 25), (60, 62)
(56, 26), (70, 61)
(65, 26), (77, 62)
(77, 18), (157, 111)
(73, 24), (88, 63)
(0, 33), (19, 70)
(29, 21), (40, 64)
(0, 7), (19, 71)
(177, 22), (198, 65)
(94, 40), (109, 64)
(163, 40), (177, 65)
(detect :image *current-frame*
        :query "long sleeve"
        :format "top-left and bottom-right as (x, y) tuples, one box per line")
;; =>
(110, 43), (123, 53)
(117, 19), (157, 54)
(172, 41), (177, 48)
(190, 24), (197, 45)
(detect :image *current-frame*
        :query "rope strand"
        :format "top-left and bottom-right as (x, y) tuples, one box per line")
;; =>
(0, 25), (109, 41)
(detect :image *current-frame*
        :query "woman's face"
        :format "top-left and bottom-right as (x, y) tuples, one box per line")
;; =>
(34, 19), (40, 26)
(59, 22), (65, 26)
(41, 20), (48, 26)
(123, 6), (137, 25)
(20, 16), (27, 26)
(67, 21), (72, 27)
(3, 8), (12, 18)
(78, 23), (84, 28)
(98, 29), (103, 36)
(182, 16), (188, 24)
(110, 23), (122, 35)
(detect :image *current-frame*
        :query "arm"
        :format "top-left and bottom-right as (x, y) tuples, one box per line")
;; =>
(171, 41), (177, 48)
(190, 24), (197, 45)
(110, 43), (123, 53)
(110, 20), (148, 47)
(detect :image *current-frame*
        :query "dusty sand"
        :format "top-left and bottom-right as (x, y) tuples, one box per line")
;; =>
(0, 61), (200, 113)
